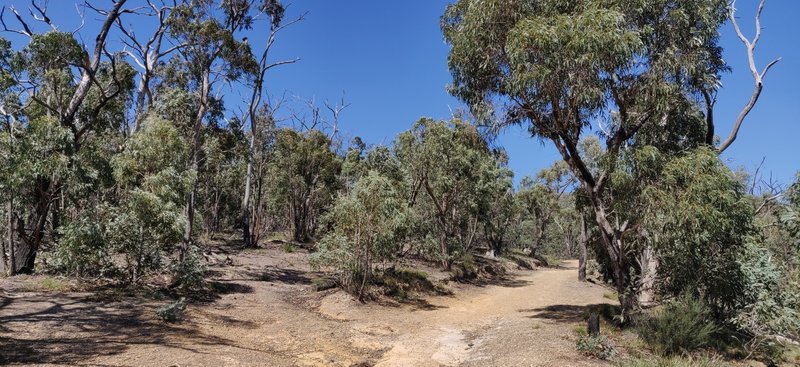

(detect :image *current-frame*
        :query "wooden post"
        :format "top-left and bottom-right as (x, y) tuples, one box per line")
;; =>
(587, 313), (600, 336)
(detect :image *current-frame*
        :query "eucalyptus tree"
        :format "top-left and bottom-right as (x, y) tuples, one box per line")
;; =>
(0, 1), (133, 274)
(110, 117), (192, 283)
(311, 171), (409, 300)
(115, 0), (183, 133)
(481, 155), (516, 257)
(442, 0), (777, 315)
(267, 128), (341, 243)
(166, 0), (259, 256)
(396, 118), (511, 268)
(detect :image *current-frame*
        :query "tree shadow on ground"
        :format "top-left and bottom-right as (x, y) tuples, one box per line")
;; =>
(254, 267), (313, 285)
(0, 294), (242, 365)
(519, 303), (618, 324)
(471, 276), (532, 288)
(217, 266), (316, 286)
(374, 295), (449, 312)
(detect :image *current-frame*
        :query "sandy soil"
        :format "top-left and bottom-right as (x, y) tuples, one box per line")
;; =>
(0, 243), (612, 366)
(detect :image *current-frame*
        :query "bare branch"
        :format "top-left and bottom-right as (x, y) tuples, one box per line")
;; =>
(72, 3), (86, 35)
(265, 57), (300, 71)
(324, 93), (350, 142)
(1, 6), (33, 37)
(63, 0), (128, 125)
(718, 0), (781, 153)
(28, 1), (58, 31)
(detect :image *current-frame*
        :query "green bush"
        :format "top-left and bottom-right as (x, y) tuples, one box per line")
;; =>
(310, 171), (408, 299)
(156, 297), (186, 322)
(637, 294), (719, 355)
(51, 217), (112, 277)
(576, 334), (618, 360)
(171, 245), (206, 293)
(281, 242), (297, 253)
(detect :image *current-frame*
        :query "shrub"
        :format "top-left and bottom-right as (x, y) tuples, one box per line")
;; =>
(375, 268), (450, 300)
(109, 117), (192, 284)
(51, 217), (112, 277)
(281, 242), (297, 253)
(310, 171), (408, 299)
(171, 245), (206, 293)
(637, 294), (719, 355)
(576, 334), (618, 360)
(156, 297), (186, 322)
(451, 253), (478, 281)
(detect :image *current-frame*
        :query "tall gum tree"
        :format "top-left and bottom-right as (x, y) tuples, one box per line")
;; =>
(0, 0), (131, 274)
(442, 0), (777, 316)
(167, 0), (259, 257)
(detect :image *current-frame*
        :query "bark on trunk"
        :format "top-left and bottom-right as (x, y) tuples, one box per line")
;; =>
(638, 244), (658, 306)
(2, 201), (9, 274)
(241, 134), (255, 248)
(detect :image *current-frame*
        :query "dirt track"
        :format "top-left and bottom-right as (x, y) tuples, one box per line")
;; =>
(0, 246), (612, 367)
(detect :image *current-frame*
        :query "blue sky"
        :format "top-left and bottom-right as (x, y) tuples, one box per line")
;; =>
(4, 0), (799, 186)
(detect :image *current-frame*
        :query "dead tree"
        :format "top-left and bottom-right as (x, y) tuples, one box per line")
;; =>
(116, 0), (183, 133)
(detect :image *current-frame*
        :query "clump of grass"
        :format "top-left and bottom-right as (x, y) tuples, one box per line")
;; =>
(636, 294), (719, 356)
(543, 254), (562, 267)
(504, 254), (534, 270)
(615, 355), (728, 367)
(451, 254), (478, 281)
(19, 277), (74, 292)
(38, 277), (72, 291)
(281, 242), (297, 253)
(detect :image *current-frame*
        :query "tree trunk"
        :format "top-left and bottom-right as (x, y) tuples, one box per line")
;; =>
(594, 204), (638, 318)
(2, 201), (9, 274)
(182, 70), (210, 259)
(439, 231), (449, 269)
(638, 244), (658, 306)
(11, 179), (55, 274)
(132, 73), (149, 133)
(241, 134), (255, 248)
(578, 215), (588, 282)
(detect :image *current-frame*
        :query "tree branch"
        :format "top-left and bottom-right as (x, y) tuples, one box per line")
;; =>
(718, 0), (781, 153)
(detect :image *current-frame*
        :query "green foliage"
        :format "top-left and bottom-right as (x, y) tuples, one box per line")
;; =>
(395, 118), (511, 266)
(576, 334), (618, 360)
(267, 129), (341, 242)
(636, 294), (720, 356)
(732, 240), (800, 345)
(778, 173), (800, 279)
(510, 160), (576, 258)
(311, 171), (408, 297)
(171, 246), (206, 293)
(156, 297), (187, 323)
(51, 216), (111, 277)
(641, 148), (756, 316)
(109, 117), (191, 283)
(281, 242), (297, 253)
